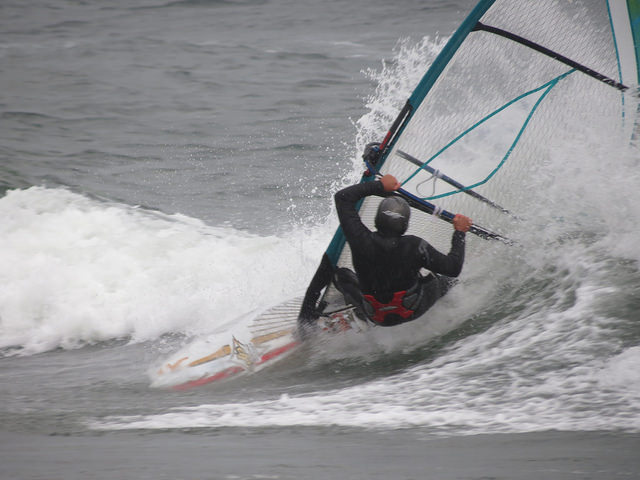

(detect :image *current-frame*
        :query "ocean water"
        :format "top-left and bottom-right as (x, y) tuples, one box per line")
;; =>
(2, 1), (640, 479)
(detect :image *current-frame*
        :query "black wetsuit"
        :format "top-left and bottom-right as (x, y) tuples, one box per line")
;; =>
(334, 180), (466, 326)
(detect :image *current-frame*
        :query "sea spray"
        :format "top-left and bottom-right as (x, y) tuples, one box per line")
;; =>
(0, 186), (330, 355)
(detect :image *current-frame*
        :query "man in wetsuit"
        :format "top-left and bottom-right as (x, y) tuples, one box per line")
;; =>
(332, 173), (472, 326)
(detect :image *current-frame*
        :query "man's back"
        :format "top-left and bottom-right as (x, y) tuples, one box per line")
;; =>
(335, 179), (467, 303)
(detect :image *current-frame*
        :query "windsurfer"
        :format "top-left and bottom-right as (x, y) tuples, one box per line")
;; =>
(331, 172), (471, 326)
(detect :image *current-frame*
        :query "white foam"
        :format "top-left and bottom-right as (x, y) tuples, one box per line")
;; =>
(598, 347), (640, 391)
(0, 186), (332, 355)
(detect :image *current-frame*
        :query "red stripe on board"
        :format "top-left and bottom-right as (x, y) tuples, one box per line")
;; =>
(257, 340), (301, 364)
(171, 340), (301, 390)
(172, 366), (244, 391)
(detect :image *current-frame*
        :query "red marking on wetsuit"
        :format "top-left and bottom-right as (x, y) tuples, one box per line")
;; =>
(363, 291), (414, 324)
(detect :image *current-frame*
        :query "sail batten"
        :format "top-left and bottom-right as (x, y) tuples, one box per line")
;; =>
(474, 22), (628, 90)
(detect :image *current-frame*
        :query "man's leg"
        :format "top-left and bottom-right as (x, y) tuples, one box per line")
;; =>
(411, 273), (457, 319)
(332, 268), (373, 320)
(333, 268), (362, 305)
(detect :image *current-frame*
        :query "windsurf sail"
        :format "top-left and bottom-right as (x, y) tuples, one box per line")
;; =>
(300, 0), (640, 322)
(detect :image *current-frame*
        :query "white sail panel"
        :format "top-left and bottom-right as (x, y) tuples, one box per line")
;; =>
(306, 0), (640, 318)
(361, 0), (638, 253)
